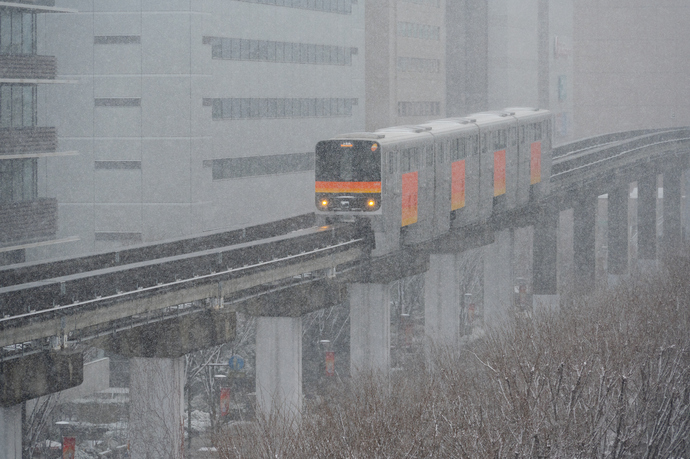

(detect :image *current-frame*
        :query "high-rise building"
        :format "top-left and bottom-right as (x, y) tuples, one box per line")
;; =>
(446, 0), (574, 142)
(366, 0), (446, 130)
(27, 0), (364, 261)
(0, 0), (76, 266)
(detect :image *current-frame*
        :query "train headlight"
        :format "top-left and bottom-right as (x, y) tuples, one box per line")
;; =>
(321, 199), (329, 208)
(367, 199), (376, 208)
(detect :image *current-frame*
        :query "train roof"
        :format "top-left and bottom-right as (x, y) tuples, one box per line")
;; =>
(332, 125), (433, 144)
(503, 107), (552, 121)
(327, 108), (552, 143)
(418, 118), (479, 135)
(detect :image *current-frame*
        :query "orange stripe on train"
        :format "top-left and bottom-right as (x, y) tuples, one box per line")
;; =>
(315, 181), (382, 193)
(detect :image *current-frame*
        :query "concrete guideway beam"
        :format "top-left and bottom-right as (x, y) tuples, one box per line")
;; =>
(100, 307), (236, 359)
(0, 350), (83, 407)
(238, 278), (347, 317)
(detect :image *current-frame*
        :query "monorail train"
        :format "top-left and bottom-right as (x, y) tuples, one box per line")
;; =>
(315, 108), (553, 253)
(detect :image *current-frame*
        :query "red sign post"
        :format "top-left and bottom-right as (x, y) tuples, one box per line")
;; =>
(325, 351), (335, 376)
(62, 437), (75, 459)
(220, 387), (231, 416)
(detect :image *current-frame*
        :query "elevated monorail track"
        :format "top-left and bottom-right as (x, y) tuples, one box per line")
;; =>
(1, 127), (689, 357)
(0, 221), (371, 352)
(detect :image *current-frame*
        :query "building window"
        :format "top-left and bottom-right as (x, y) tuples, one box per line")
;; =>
(208, 152), (314, 180)
(397, 57), (440, 73)
(211, 98), (356, 119)
(397, 101), (441, 117)
(0, 9), (35, 55)
(401, 0), (440, 6)
(397, 22), (440, 41)
(206, 37), (356, 66)
(228, 0), (354, 14)
(0, 158), (37, 203)
(94, 35), (141, 45)
(0, 84), (36, 128)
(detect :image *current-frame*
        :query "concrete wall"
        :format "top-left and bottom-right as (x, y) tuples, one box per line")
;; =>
(573, 0), (690, 138)
(487, 0), (540, 110)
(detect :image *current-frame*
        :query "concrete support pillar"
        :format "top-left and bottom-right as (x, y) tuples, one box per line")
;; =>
(483, 229), (513, 325)
(573, 194), (597, 293)
(349, 283), (391, 375)
(637, 174), (657, 270)
(683, 170), (690, 241)
(663, 167), (682, 259)
(129, 357), (185, 459)
(255, 317), (302, 420)
(0, 405), (21, 459)
(533, 209), (559, 311)
(607, 186), (629, 283)
(424, 254), (461, 350)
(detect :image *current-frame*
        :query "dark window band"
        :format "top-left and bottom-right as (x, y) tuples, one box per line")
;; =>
(228, 0), (354, 14)
(95, 98), (141, 107)
(95, 161), (141, 170)
(207, 152), (314, 180)
(210, 97), (357, 119)
(401, 0), (439, 6)
(397, 101), (441, 117)
(204, 36), (357, 66)
(94, 36), (141, 45)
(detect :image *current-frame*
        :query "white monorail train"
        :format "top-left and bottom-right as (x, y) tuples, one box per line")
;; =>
(315, 108), (553, 252)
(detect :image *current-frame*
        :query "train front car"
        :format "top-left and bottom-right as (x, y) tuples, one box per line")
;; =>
(315, 137), (383, 217)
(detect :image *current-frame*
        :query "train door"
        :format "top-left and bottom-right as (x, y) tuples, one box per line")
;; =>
(433, 138), (451, 236)
(459, 132), (481, 225)
(506, 124), (519, 209)
(490, 127), (508, 212)
(478, 130), (493, 220)
(380, 146), (402, 253)
(516, 122), (531, 206)
(539, 116), (553, 197)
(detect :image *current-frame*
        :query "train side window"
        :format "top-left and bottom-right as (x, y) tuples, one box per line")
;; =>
(401, 149), (409, 173)
(426, 146), (434, 167)
(436, 142), (444, 163)
(388, 151), (397, 174)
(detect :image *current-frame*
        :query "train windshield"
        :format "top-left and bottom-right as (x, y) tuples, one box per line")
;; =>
(315, 140), (381, 182)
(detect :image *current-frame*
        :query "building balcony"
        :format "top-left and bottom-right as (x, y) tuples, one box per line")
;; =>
(0, 198), (57, 245)
(0, 55), (57, 80)
(0, 127), (57, 156)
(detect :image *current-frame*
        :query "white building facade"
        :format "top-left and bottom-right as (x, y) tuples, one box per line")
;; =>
(32, 0), (364, 260)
